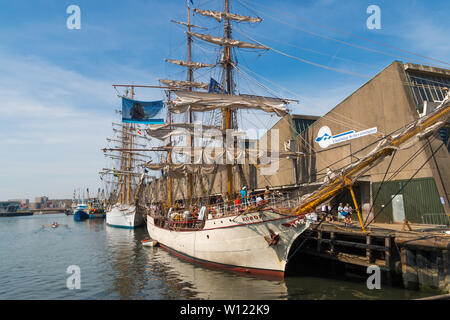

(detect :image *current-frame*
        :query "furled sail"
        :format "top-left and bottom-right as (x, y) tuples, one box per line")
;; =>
(188, 32), (268, 50)
(146, 123), (221, 140)
(170, 19), (207, 30)
(147, 123), (220, 140)
(159, 79), (209, 90)
(193, 9), (262, 23)
(146, 162), (218, 177)
(169, 91), (289, 116)
(166, 59), (215, 69)
(100, 168), (143, 177)
(169, 146), (299, 162)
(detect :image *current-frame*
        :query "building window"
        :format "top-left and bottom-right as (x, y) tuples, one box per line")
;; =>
(293, 118), (316, 136)
(407, 71), (450, 109)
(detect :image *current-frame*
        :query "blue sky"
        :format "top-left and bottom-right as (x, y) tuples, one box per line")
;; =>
(0, 0), (448, 201)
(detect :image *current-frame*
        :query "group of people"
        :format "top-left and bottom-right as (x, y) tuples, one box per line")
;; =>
(233, 186), (271, 208)
(322, 202), (354, 225)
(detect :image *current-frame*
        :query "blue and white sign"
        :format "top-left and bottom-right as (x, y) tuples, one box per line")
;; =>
(315, 126), (378, 149)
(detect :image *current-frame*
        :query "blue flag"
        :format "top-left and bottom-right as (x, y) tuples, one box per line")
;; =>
(208, 78), (226, 94)
(122, 97), (164, 125)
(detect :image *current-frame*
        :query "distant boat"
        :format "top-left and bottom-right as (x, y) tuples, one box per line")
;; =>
(74, 204), (89, 221)
(89, 203), (106, 219)
(106, 204), (143, 228)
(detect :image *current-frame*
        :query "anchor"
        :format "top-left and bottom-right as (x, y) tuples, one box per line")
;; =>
(264, 228), (280, 247)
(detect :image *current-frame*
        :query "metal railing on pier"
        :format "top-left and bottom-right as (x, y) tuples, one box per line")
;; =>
(421, 213), (450, 226)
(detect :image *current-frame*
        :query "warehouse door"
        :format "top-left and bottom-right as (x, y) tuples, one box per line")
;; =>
(392, 194), (406, 223)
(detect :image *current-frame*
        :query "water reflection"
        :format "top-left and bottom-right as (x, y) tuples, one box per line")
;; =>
(142, 247), (289, 300)
(104, 226), (150, 299)
(104, 226), (289, 300)
(0, 215), (436, 300)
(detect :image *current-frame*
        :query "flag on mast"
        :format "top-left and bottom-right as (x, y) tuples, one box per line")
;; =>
(122, 97), (164, 125)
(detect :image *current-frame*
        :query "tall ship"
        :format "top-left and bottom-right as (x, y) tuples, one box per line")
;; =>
(141, 0), (324, 277)
(100, 88), (154, 229)
(111, 0), (450, 277)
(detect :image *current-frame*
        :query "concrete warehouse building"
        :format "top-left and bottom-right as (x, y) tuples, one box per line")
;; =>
(258, 61), (449, 224)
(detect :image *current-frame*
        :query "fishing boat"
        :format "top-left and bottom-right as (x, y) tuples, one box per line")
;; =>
(88, 199), (106, 219)
(116, 0), (450, 278)
(73, 203), (89, 221)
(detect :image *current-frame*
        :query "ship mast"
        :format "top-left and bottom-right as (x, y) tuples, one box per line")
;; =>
(223, 0), (234, 202)
(119, 92), (128, 204)
(127, 85), (135, 205)
(168, 90), (173, 207)
(187, 2), (194, 206)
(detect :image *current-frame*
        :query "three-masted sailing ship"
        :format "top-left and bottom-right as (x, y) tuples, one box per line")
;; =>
(140, 0), (316, 278)
(100, 86), (152, 228)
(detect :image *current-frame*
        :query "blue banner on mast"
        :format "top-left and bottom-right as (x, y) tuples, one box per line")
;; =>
(208, 78), (227, 94)
(122, 97), (164, 124)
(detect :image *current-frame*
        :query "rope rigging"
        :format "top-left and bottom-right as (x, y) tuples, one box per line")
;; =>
(238, 0), (450, 68)
(364, 141), (445, 227)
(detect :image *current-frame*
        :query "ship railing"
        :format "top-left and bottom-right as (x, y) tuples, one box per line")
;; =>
(421, 213), (450, 226)
(206, 193), (302, 219)
(149, 193), (304, 223)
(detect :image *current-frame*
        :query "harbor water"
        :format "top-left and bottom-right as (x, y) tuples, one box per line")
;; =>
(0, 214), (435, 300)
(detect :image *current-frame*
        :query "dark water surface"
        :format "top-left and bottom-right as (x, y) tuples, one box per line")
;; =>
(0, 214), (434, 300)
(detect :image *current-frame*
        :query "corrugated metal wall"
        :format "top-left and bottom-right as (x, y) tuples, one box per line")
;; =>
(372, 178), (445, 223)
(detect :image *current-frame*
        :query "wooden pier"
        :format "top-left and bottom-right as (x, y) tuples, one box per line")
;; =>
(292, 221), (450, 293)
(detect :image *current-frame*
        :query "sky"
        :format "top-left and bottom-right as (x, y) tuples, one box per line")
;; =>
(0, 0), (448, 201)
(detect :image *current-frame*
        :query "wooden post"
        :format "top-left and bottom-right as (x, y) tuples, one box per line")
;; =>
(366, 234), (372, 263)
(317, 230), (322, 253)
(385, 236), (393, 285)
(441, 250), (450, 293)
(400, 247), (419, 290)
(330, 232), (336, 255)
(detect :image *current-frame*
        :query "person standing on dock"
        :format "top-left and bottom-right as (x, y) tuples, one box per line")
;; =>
(343, 203), (353, 225)
(264, 186), (270, 200)
(240, 187), (248, 206)
(337, 203), (344, 221)
(249, 189), (256, 205)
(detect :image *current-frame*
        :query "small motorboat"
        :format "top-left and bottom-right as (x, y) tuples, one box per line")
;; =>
(42, 222), (67, 229)
(141, 239), (158, 247)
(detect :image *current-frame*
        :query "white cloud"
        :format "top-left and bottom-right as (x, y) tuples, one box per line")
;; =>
(0, 50), (156, 200)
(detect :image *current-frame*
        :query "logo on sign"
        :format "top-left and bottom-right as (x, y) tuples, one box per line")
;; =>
(315, 126), (378, 149)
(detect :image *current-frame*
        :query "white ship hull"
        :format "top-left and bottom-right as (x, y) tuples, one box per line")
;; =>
(147, 210), (310, 278)
(106, 204), (144, 229)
